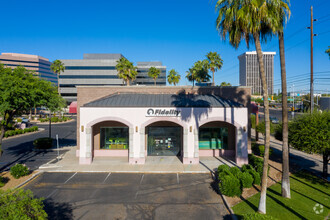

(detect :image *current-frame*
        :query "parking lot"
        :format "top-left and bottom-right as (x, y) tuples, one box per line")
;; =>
(25, 172), (228, 220)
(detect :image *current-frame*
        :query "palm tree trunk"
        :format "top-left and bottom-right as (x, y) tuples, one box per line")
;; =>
(57, 73), (60, 94)
(279, 32), (291, 198)
(254, 32), (271, 214)
(212, 70), (215, 86)
(0, 125), (4, 158)
(127, 79), (130, 86)
(154, 79), (156, 86)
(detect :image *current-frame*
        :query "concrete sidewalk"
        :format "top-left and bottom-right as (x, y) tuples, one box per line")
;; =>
(38, 147), (236, 173)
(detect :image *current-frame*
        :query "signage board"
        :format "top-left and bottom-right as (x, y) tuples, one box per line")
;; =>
(146, 108), (181, 117)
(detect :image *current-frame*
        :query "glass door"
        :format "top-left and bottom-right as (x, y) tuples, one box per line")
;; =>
(147, 127), (181, 156)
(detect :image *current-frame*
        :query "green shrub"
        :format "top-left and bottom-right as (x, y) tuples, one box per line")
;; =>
(0, 189), (47, 219)
(248, 154), (264, 176)
(274, 122), (283, 141)
(16, 118), (22, 123)
(252, 144), (273, 157)
(219, 175), (242, 197)
(229, 166), (242, 178)
(10, 164), (29, 179)
(39, 118), (49, 122)
(33, 137), (53, 149)
(217, 164), (230, 174)
(51, 117), (59, 123)
(240, 172), (254, 188)
(242, 213), (278, 220)
(0, 176), (5, 188)
(241, 164), (253, 172)
(248, 169), (261, 185)
(256, 121), (275, 135)
(251, 114), (256, 129)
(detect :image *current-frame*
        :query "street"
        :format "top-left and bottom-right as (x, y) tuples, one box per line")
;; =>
(0, 119), (76, 171)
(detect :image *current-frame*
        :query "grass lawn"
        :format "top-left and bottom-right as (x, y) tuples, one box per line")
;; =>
(232, 172), (330, 219)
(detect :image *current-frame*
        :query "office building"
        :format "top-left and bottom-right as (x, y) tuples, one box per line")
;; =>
(0, 53), (58, 85)
(238, 51), (275, 95)
(59, 54), (166, 103)
(77, 86), (250, 166)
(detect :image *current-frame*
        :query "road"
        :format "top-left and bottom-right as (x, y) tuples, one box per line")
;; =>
(0, 119), (76, 171)
(25, 172), (229, 220)
(258, 106), (304, 121)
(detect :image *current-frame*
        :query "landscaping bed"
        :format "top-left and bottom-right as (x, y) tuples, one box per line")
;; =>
(0, 171), (38, 190)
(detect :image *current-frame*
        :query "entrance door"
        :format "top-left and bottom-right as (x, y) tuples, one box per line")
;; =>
(147, 127), (181, 156)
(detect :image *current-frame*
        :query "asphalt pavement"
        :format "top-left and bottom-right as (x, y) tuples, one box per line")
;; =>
(25, 172), (228, 220)
(0, 119), (76, 171)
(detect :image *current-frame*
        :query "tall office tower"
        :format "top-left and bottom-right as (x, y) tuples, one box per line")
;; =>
(60, 54), (166, 103)
(238, 51), (275, 95)
(0, 53), (58, 85)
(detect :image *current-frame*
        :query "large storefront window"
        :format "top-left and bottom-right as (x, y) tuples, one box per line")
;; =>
(100, 127), (129, 150)
(147, 127), (181, 156)
(199, 127), (228, 150)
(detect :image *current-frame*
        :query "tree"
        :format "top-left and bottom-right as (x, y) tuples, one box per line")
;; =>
(186, 67), (197, 86)
(206, 52), (223, 86)
(148, 67), (161, 85)
(115, 57), (137, 86)
(216, 0), (283, 214)
(274, 0), (291, 199)
(0, 189), (47, 219)
(50, 59), (65, 94)
(0, 65), (64, 156)
(220, 82), (232, 86)
(194, 60), (211, 83)
(167, 69), (181, 86)
(288, 111), (329, 178)
(326, 46), (330, 59)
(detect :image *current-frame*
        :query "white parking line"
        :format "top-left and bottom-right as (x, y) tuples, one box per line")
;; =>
(177, 173), (180, 184)
(46, 189), (58, 199)
(139, 174), (144, 185)
(64, 172), (77, 184)
(102, 172), (111, 183)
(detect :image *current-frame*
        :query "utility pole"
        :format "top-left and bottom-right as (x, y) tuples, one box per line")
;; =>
(308, 6), (317, 113)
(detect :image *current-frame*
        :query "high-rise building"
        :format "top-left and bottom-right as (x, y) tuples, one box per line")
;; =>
(0, 53), (58, 85)
(238, 51), (275, 95)
(59, 54), (166, 103)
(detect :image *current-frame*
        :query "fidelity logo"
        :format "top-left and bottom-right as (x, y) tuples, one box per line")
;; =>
(146, 108), (181, 117)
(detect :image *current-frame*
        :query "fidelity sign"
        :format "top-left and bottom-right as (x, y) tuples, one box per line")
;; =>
(146, 108), (181, 117)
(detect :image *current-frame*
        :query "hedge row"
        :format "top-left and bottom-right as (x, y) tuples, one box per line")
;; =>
(4, 126), (38, 138)
(217, 164), (260, 197)
(33, 137), (53, 149)
(39, 116), (71, 123)
(251, 142), (273, 157)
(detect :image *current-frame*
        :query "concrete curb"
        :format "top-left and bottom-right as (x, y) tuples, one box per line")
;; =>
(36, 119), (75, 125)
(3, 128), (45, 140)
(39, 170), (211, 174)
(220, 193), (238, 220)
(15, 171), (44, 189)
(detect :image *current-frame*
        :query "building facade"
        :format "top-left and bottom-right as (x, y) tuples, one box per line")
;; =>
(238, 51), (275, 95)
(0, 53), (58, 85)
(77, 86), (251, 166)
(59, 54), (166, 103)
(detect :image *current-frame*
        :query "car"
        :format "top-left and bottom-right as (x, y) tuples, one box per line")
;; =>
(21, 117), (30, 123)
(270, 116), (279, 124)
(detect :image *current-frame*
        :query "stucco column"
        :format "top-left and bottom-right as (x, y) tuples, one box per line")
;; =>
(129, 126), (145, 164)
(236, 127), (248, 166)
(194, 128), (199, 158)
(80, 127), (92, 164)
(129, 127), (134, 158)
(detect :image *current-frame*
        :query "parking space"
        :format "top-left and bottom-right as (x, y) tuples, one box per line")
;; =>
(25, 172), (228, 220)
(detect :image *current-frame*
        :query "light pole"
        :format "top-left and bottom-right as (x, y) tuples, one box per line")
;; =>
(291, 84), (295, 118)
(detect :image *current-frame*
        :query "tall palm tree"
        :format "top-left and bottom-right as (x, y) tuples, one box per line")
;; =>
(167, 69), (181, 86)
(274, 0), (291, 199)
(115, 57), (137, 86)
(206, 52), (223, 86)
(326, 46), (330, 59)
(148, 67), (161, 85)
(50, 60), (65, 94)
(216, 0), (281, 214)
(186, 67), (197, 86)
(194, 60), (211, 83)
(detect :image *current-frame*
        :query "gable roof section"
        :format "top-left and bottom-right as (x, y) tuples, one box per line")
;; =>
(83, 93), (244, 108)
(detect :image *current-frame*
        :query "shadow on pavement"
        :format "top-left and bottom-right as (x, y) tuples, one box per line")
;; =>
(43, 198), (74, 220)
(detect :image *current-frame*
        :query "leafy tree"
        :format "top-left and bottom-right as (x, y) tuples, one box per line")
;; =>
(115, 57), (137, 86)
(194, 60), (211, 83)
(0, 189), (47, 219)
(326, 46), (330, 59)
(215, 0), (288, 214)
(220, 82), (232, 86)
(206, 52), (223, 86)
(50, 59), (65, 94)
(186, 66), (198, 86)
(288, 111), (330, 178)
(148, 67), (161, 85)
(0, 65), (64, 156)
(167, 69), (181, 86)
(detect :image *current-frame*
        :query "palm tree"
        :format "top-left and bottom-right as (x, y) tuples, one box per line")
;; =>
(50, 60), (65, 94)
(220, 81), (231, 86)
(206, 52), (223, 86)
(216, 0), (282, 214)
(274, 0), (291, 199)
(167, 69), (181, 86)
(194, 60), (211, 83)
(148, 67), (161, 85)
(186, 67), (197, 86)
(326, 46), (330, 59)
(115, 57), (137, 86)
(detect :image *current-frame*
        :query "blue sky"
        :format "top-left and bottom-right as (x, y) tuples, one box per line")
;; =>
(1, 0), (329, 94)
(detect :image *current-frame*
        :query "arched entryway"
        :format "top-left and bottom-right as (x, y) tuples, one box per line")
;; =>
(198, 121), (236, 159)
(92, 120), (130, 157)
(145, 121), (183, 158)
